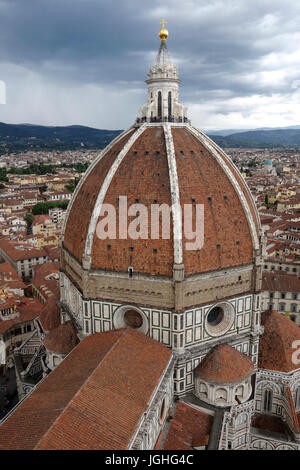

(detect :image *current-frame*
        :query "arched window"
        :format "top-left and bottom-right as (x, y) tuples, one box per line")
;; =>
(216, 387), (227, 403)
(263, 389), (272, 412)
(168, 91), (172, 118)
(157, 91), (162, 118)
(295, 387), (300, 410)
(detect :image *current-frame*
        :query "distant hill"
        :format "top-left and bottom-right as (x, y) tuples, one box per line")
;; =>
(0, 122), (300, 153)
(0, 122), (122, 152)
(205, 125), (300, 137)
(208, 128), (300, 148)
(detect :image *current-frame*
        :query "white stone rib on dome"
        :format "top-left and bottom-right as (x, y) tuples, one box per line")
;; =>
(163, 123), (183, 265)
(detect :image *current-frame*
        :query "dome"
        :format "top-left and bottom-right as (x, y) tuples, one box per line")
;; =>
(195, 343), (254, 385)
(62, 125), (260, 278)
(258, 310), (300, 373)
(264, 159), (272, 165)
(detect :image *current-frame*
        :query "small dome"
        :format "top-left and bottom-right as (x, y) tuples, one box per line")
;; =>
(258, 310), (300, 373)
(43, 321), (79, 355)
(195, 343), (254, 385)
(264, 159), (272, 165)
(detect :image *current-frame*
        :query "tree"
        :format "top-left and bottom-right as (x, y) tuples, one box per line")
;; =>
(39, 185), (47, 194)
(24, 213), (34, 227)
(32, 200), (69, 215)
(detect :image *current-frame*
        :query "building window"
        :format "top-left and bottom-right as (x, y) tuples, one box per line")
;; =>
(295, 388), (300, 410)
(281, 293), (286, 299)
(159, 396), (169, 424)
(207, 306), (224, 326)
(124, 310), (143, 329)
(168, 91), (172, 118)
(157, 91), (162, 118)
(293, 293), (298, 300)
(128, 266), (134, 278)
(263, 389), (272, 412)
(279, 303), (285, 311)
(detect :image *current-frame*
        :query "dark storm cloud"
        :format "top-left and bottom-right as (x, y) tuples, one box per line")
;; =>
(0, 0), (299, 129)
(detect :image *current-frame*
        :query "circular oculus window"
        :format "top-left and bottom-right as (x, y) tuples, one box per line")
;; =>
(124, 309), (143, 329)
(205, 303), (234, 337)
(113, 305), (149, 335)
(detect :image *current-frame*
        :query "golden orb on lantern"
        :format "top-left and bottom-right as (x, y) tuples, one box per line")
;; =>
(158, 19), (168, 42)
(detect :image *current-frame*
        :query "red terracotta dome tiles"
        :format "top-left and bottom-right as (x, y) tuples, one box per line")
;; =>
(63, 129), (135, 262)
(91, 126), (174, 276)
(172, 127), (254, 275)
(195, 343), (254, 385)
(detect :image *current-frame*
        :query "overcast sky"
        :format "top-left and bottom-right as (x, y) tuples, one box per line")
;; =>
(0, 0), (300, 130)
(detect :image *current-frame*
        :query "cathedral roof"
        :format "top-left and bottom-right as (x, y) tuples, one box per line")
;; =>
(195, 343), (254, 385)
(39, 294), (61, 332)
(161, 401), (213, 450)
(0, 329), (171, 450)
(43, 320), (79, 355)
(258, 310), (300, 373)
(62, 125), (260, 278)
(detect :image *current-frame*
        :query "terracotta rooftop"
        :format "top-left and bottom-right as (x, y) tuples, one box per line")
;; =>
(251, 413), (289, 436)
(39, 293), (61, 332)
(0, 328), (172, 450)
(195, 343), (254, 385)
(258, 310), (300, 373)
(0, 239), (47, 261)
(0, 297), (42, 335)
(0, 262), (26, 290)
(262, 271), (300, 293)
(43, 320), (79, 354)
(162, 401), (213, 450)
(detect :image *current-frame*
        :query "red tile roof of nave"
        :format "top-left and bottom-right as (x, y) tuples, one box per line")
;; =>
(63, 129), (135, 263)
(258, 310), (300, 373)
(162, 401), (213, 450)
(91, 126), (174, 276)
(0, 328), (171, 450)
(172, 127), (255, 274)
(195, 343), (254, 385)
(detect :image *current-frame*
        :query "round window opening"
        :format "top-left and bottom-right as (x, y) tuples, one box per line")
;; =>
(124, 309), (143, 329)
(205, 303), (234, 337)
(207, 307), (224, 326)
